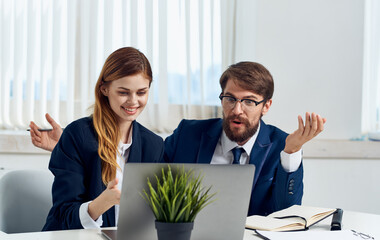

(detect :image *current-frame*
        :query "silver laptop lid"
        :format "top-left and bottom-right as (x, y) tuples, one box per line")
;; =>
(116, 163), (254, 240)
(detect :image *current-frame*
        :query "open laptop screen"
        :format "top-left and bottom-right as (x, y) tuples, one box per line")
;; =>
(103, 163), (254, 240)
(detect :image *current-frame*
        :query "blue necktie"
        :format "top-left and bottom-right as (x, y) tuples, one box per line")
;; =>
(231, 147), (244, 164)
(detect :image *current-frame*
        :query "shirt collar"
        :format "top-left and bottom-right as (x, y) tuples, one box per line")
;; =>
(118, 126), (133, 156)
(221, 121), (261, 157)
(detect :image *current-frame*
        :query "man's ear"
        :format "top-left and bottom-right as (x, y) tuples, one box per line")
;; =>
(100, 85), (109, 96)
(261, 99), (272, 116)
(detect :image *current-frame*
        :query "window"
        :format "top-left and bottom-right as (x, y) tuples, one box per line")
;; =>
(362, 0), (380, 134)
(0, 0), (222, 131)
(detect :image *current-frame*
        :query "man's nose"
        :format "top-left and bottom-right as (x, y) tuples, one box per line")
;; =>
(232, 101), (244, 114)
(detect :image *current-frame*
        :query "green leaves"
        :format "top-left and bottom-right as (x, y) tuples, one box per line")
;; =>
(141, 165), (216, 223)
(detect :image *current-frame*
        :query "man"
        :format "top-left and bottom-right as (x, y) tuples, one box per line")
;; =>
(30, 61), (325, 216)
(163, 62), (325, 216)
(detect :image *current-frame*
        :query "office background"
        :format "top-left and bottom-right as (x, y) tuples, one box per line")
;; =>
(1, 0), (380, 215)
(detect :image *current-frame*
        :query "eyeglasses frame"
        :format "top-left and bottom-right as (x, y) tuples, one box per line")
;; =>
(219, 94), (266, 109)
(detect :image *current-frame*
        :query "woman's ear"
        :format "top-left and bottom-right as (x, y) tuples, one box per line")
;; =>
(100, 85), (109, 96)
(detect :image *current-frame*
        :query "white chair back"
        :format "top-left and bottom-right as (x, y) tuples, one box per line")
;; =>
(0, 169), (53, 233)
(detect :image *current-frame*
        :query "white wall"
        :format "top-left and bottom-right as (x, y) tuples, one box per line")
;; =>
(0, 153), (49, 171)
(303, 158), (380, 215)
(234, 0), (365, 139)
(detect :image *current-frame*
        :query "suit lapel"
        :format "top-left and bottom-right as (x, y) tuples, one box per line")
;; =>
(127, 121), (142, 163)
(196, 119), (223, 163)
(249, 120), (273, 190)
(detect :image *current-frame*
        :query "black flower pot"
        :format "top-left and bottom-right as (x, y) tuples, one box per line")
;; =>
(155, 221), (194, 240)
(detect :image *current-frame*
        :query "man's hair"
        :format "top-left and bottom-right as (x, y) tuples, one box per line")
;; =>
(219, 61), (274, 101)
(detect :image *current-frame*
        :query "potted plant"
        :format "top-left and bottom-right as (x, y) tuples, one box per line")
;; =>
(141, 165), (216, 240)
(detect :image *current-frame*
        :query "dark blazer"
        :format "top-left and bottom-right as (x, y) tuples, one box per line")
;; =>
(43, 117), (164, 231)
(164, 118), (303, 216)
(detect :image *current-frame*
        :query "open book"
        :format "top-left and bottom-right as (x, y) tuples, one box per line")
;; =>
(245, 205), (337, 232)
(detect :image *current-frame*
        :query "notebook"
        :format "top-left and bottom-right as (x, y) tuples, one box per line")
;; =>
(101, 163), (255, 240)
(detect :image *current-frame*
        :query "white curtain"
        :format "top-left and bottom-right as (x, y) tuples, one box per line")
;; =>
(0, 0), (235, 132)
(362, 0), (380, 133)
(220, 0), (236, 70)
(1, 0), (81, 130)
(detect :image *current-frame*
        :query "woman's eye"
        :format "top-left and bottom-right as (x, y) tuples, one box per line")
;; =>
(119, 92), (129, 95)
(137, 91), (146, 96)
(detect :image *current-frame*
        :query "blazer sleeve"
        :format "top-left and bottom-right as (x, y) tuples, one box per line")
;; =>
(163, 119), (185, 163)
(266, 127), (304, 214)
(272, 162), (304, 212)
(144, 133), (165, 163)
(43, 122), (89, 230)
(248, 125), (304, 216)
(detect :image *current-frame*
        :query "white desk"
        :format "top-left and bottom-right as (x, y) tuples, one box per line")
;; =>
(244, 210), (380, 239)
(2, 211), (380, 240)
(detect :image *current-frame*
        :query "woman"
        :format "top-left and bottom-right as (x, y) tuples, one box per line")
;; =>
(34, 47), (164, 230)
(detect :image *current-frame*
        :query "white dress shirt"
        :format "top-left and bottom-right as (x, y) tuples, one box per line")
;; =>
(79, 130), (132, 229)
(210, 122), (302, 172)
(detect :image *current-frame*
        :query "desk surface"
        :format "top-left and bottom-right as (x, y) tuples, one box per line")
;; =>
(2, 211), (380, 240)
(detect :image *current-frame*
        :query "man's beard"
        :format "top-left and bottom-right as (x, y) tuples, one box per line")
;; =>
(222, 113), (260, 143)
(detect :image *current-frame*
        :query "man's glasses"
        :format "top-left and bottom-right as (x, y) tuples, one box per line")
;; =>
(219, 95), (265, 111)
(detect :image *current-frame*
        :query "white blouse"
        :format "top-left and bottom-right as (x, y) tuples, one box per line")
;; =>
(79, 132), (132, 229)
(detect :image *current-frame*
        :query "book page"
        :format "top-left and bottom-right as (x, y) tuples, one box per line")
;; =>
(246, 215), (304, 231)
(268, 205), (336, 227)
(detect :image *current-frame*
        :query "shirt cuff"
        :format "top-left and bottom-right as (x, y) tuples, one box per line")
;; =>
(79, 201), (103, 229)
(280, 149), (303, 173)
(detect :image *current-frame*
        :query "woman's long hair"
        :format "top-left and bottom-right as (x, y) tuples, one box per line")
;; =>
(93, 47), (152, 185)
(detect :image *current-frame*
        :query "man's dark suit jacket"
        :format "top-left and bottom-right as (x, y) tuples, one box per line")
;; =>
(164, 118), (303, 216)
(42, 117), (164, 231)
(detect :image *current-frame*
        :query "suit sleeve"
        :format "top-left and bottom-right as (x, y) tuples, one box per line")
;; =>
(250, 128), (304, 216)
(43, 123), (88, 230)
(272, 160), (304, 212)
(164, 119), (185, 163)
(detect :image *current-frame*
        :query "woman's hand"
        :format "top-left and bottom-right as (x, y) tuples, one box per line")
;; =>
(88, 178), (121, 221)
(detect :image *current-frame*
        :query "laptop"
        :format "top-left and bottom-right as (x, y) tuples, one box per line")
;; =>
(102, 163), (255, 240)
